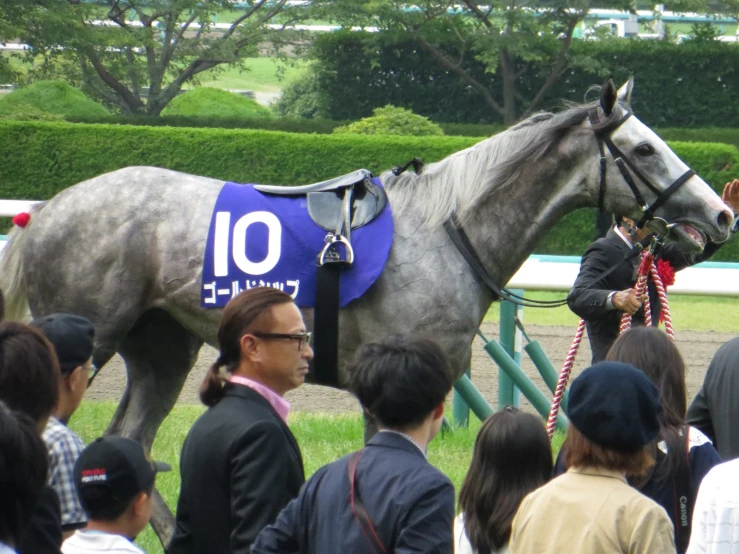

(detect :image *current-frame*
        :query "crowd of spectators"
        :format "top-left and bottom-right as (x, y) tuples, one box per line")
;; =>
(4, 286), (739, 554)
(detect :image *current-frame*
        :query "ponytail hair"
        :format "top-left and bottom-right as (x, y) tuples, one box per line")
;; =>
(199, 288), (294, 406)
(200, 356), (230, 408)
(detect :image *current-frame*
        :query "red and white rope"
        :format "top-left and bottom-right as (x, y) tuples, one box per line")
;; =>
(650, 264), (674, 340)
(547, 318), (585, 438)
(620, 251), (654, 333)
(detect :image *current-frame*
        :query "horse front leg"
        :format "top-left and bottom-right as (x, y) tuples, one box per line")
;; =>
(105, 308), (203, 550)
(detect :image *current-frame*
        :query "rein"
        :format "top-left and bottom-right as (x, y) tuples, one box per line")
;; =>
(444, 106), (695, 308)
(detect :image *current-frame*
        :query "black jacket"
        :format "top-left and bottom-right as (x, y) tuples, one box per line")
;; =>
(19, 486), (62, 554)
(252, 431), (456, 554)
(169, 383), (305, 554)
(687, 336), (739, 461)
(568, 228), (717, 363)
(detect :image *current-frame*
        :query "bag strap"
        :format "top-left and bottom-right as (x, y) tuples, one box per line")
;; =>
(348, 450), (387, 554)
(673, 427), (693, 552)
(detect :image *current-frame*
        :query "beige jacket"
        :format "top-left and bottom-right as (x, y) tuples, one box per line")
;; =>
(509, 467), (676, 554)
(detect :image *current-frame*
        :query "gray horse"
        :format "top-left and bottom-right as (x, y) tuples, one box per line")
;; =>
(0, 80), (733, 543)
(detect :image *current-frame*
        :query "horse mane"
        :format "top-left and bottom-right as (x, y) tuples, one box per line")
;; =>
(381, 100), (626, 227)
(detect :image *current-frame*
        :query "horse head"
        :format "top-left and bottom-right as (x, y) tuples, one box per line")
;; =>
(592, 78), (733, 251)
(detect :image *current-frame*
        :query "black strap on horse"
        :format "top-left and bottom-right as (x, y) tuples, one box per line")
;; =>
(444, 216), (648, 308)
(392, 157), (425, 176)
(445, 105), (695, 309)
(673, 428), (693, 553)
(348, 450), (387, 554)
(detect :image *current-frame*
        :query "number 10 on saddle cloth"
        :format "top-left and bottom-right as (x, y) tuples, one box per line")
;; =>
(200, 181), (394, 309)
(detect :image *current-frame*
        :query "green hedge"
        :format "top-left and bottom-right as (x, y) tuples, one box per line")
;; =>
(656, 128), (739, 151)
(1, 121), (738, 261)
(63, 114), (346, 133)
(305, 32), (739, 127)
(63, 114), (505, 137)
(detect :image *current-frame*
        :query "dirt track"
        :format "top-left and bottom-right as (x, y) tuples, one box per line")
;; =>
(85, 322), (736, 415)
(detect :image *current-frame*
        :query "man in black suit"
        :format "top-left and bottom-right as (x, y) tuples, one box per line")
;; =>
(251, 335), (456, 554)
(170, 288), (312, 554)
(569, 180), (739, 363)
(687, 337), (739, 461)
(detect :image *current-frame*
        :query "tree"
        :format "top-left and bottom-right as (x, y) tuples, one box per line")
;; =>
(314, 0), (633, 124)
(0, 0), (310, 115)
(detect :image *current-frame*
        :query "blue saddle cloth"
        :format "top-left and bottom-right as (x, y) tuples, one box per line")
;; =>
(201, 180), (394, 308)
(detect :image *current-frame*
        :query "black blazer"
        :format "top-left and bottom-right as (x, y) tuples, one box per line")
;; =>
(169, 384), (304, 554)
(568, 228), (718, 363)
(19, 486), (62, 554)
(251, 432), (456, 554)
(687, 336), (739, 460)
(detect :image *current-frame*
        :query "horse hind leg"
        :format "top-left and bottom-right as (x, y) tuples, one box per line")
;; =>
(105, 308), (203, 548)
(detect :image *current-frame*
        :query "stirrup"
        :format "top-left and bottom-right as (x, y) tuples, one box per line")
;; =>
(318, 234), (354, 266)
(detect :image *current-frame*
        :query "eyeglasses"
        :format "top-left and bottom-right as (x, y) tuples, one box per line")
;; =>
(253, 332), (312, 351)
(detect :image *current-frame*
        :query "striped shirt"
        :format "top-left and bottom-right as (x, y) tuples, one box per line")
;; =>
(42, 416), (87, 529)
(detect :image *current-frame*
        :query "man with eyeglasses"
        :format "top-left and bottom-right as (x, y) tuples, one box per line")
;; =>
(171, 288), (311, 554)
(32, 314), (96, 539)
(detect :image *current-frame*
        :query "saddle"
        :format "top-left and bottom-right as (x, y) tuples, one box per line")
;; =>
(254, 169), (388, 388)
(254, 169), (387, 237)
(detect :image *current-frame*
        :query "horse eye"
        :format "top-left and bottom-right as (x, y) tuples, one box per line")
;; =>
(635, 143), (655, 156)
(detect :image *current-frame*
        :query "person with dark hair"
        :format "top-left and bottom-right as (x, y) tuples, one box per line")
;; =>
(252, 334), (456, 554)
(0, 401), (49, 554)
(455, 407), (552, 554)
(510, 361), (676, 553)
(32, 314), (96, 538)
(609, 327), (719, 552)
(687, 336), (739, 461)
(0, 321), (64, 554)
(567, 179), (739, 364)
(170, 288), (311, 554)
(554, 327), (720, 553)
(62, 436), (170, 553)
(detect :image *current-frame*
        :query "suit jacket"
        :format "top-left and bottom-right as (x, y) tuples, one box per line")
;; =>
(19, 486), (62, 554)
(567, 228), (718, 363)
(687, 336), (739, 461)
(251, 432), (456, 554)
(169, 384), (304, 554)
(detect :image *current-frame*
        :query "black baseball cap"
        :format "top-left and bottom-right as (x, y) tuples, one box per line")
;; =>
(74, 437), (171, 512)
(31, 313), (95, 374)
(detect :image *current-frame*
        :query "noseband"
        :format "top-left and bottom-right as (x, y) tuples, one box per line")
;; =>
(589, 108), (695, 229)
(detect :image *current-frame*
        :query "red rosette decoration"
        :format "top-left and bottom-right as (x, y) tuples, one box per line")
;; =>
(12, 212), (30, 228)
(656, 259), (676, 287)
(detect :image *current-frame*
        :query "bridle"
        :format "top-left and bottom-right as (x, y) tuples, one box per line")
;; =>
(443, 105), (696, 308)
(589, 107), (695, 229)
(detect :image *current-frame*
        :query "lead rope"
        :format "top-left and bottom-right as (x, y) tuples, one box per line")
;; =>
(546, 251), (673, 439)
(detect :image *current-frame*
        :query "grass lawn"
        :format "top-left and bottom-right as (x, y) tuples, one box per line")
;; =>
(483, 290), (739, 333)
(1, 53), (306, 95)
(197, 58), (308, 93)
(69, 402), (565, 554)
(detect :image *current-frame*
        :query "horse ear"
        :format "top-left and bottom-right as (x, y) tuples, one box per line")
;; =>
(600, 78), (617, 116)
(618, 76), (634, 104)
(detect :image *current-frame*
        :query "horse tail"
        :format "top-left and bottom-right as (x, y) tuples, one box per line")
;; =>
(0, 202), (46, 321)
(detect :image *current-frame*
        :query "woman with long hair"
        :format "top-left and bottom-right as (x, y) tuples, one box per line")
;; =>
(510, 361), (675, 553)
(606, 327), (721, 552)
(456, 407), (552, 554)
